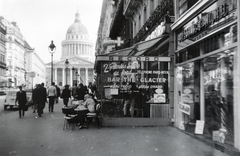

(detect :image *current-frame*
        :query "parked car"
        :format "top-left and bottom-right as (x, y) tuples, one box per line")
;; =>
(3, 89), (33, 110)
(0, 90), (6, 95)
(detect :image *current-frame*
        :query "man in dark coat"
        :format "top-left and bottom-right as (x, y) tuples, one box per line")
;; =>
(55, 84), (60, 103)
(36, 83), (47, 117)
(15, 86), (27, 118)
(41, 83), (47, 110)
(77, 83), (85, 101)
(61, 85), (71, 107)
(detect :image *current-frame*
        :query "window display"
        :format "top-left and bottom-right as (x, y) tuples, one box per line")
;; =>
(204, 48), (235, 145)
(95, 56), (170, 118)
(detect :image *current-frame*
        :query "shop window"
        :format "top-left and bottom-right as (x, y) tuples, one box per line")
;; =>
(203, 49), (235, 145)
(96, 57), (170, 118)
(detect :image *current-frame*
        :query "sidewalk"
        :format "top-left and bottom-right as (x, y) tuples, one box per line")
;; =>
(0, 102), (235, 156)
(181, 129), (240, 156)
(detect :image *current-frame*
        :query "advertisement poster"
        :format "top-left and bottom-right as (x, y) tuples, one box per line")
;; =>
(182, 94), (194, 103)
(154, 94), (165, 103)
(179, 102), (190, 115)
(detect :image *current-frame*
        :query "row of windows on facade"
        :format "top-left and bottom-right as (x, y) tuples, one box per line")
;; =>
(0, 34), (6, 42)
(131, 0), (169, 37)
(0, 54), (5, 63)
(0, 68), (5, 75)
(8, 43), (25, 52)
(8, 59), (24, 69)
(67, 35), (89, 40)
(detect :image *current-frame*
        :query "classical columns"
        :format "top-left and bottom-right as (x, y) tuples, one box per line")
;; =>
(54, 68), (58, 85)
(70, 68), (73, 86)
(78, 68), (80, 83)
(86, 68), (88, 85)
(62, 68), (65, 86)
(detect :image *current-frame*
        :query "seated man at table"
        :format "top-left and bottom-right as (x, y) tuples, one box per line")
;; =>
(74, 94), (96, 129)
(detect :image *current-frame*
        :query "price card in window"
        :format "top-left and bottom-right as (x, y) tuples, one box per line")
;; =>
(195, 120), (205, 134)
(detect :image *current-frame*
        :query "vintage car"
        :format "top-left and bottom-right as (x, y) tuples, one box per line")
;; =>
(3, 89), (33, 110)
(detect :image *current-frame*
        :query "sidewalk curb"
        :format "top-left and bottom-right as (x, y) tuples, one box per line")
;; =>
(176, 127), (240, 156)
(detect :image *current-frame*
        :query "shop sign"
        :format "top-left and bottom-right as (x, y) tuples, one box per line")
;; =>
(178, 0), (237, 43)
(179, 102), (190, 115)
(99, 58), (169, 94)
(97, 56), (170, 62)
(29, 71), (36, 78)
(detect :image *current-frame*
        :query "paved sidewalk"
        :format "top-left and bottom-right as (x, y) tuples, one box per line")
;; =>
(0, 102), (234, 156)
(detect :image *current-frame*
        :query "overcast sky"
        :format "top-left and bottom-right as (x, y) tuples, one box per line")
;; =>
(0, 0), (103, 63)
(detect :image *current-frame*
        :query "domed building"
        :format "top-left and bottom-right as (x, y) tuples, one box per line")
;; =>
(45, 11), (95, 87)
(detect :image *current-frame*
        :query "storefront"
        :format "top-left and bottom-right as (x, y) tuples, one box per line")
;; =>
(172, 0), (239, 149)
(95, 52), (170, 126)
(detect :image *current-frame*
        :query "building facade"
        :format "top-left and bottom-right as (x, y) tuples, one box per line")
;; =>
(45, 11), (95, 88)
(1, 18), (27, 87)
(95, 0), (240, 152)
(0, 16), (46, 88)
(95, 0), (174, 126)
(0, 17), (7, 87)
(24, 41), (46, 88)
(171, 0), (239, 151)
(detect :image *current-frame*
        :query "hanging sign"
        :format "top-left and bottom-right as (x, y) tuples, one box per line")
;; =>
(179, 102), (190, 115)
(29, 72), (36, 78)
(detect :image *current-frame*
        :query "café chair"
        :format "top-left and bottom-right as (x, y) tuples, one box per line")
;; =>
(86, 103), (101, 129)
(62, 107), (77, 130)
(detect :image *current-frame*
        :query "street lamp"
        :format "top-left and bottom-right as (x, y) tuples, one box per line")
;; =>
(48, 41), (56, 84)
(72, 66), (75, 85)
(65, 59), (69, 85)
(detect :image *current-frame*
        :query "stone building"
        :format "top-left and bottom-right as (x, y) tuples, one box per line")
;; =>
(45, 11), (95, 87)
(0, 17), (7, 86)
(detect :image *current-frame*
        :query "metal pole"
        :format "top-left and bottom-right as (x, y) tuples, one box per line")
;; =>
(51, 53), (53, 84)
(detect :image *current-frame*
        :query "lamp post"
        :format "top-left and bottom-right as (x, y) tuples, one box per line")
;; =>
(65, 59), (69, 85)
(72, 66), (75, 85)
(48, 41), (56, 84)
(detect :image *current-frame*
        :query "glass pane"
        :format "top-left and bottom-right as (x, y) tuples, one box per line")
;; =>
(203, 49), (235, 145)
(98, 59), (169, 118)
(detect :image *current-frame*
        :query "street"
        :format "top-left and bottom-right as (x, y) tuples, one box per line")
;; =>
(0, 95), (232, 156)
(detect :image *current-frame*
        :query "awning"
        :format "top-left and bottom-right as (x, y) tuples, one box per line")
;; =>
(97, 35), (169, 58)
(94, 35), (170, 72)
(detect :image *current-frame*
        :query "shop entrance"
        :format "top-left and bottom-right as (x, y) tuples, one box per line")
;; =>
(176, 62), (201, 131)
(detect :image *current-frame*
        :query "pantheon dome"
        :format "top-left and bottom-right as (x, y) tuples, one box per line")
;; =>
(61, 11), (94, 62)
(67, 12), (88, 35)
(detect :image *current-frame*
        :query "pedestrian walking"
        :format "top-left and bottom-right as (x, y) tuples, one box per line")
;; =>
(15, 86), (27, 118)
(71, 83), (78, 99)
(41, 83), (47, 110)
(60, 85), (71, 107)
(55, 84), (60, 104)
(47, 82), (57, 112)
(77, 83), (85, 101)
(36, 83), (47, 117)
(32, 84), (38, 113)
